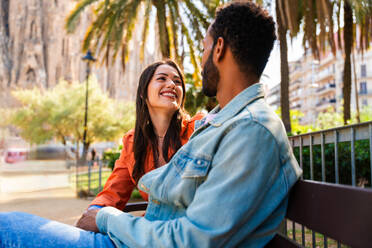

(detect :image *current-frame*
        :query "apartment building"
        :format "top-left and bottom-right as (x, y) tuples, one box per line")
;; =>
(267, 48), (372, 125)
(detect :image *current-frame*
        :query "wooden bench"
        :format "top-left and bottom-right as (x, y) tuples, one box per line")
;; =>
(266, 180), (372, 247)
(124, 180), (372, 247)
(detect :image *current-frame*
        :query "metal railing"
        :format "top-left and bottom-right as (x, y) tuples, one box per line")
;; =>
(284, 121), (372, 247)
(74, 158), (112, 197)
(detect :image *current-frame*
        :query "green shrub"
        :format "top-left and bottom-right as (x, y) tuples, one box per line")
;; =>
(293, 140), (371, 186)
(103, 145), (122, 170)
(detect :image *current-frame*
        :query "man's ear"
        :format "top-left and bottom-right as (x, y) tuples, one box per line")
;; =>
(213, 37), (226, 62)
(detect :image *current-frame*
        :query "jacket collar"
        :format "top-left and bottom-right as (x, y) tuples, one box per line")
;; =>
(208, 83), (265, 127)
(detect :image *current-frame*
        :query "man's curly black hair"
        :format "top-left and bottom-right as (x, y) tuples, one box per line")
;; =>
(211, 1), (276, 78)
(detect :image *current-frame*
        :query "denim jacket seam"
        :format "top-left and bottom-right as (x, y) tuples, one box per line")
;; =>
(211, 95), (264, 126)
(218, 158), (281, 248)
(247, 119), (289, 190)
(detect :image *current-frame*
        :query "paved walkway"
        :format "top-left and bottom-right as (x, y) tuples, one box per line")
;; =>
(0, 187), (91, 225)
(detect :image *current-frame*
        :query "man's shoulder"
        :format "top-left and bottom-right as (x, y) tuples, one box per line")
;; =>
(225, 99), (287, 143)
(245, 99), (284, 130)
(227, 99), (279, 126)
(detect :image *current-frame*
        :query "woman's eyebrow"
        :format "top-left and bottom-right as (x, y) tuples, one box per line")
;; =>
(156, 72), (180, 79)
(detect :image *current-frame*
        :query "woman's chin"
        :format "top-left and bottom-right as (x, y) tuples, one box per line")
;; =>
(151, 104), (179, 115)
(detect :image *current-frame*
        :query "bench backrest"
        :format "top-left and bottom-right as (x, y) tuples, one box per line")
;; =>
(267, 180), (372, 247)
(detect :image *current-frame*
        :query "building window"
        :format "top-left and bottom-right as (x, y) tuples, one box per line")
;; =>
(360, 82), (367, 94)
(361, 64), (367, 78)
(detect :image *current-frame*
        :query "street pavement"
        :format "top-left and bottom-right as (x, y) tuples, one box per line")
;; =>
(0, 160), (72, 193)
(0, 159), (89, 224)
(0, 187), (91, 225)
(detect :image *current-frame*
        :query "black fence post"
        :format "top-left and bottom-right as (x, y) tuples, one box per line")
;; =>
(88, 161), (91, 194)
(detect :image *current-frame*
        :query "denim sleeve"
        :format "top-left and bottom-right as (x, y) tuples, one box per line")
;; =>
(96, 121), (290, 247)
(88, 205), (103, 210)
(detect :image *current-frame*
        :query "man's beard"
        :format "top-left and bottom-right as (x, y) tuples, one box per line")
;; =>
(202, 51), (220, 97)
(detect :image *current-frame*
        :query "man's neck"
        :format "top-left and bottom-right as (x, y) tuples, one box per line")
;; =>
(216, 71), (258, 109)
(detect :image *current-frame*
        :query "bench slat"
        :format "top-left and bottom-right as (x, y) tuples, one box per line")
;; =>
(286, 180), (372, 247)
(123, 202), (148, 212)
(265, 233), (302, 248)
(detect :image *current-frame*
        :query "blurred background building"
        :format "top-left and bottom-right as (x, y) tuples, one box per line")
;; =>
(0, 0), (161, 108)
(267, 47), (372, 126)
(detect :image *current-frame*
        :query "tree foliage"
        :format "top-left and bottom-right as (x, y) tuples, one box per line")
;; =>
(276, 108), (314, 135)
(10, 78), (135, 159)
(184, 73), (217, 116)
(315, 105), (372, 130)
(65, 0), (215, 83)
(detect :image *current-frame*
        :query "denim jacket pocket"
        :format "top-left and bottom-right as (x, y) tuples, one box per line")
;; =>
(173, 151), (212, 179)
(163, 152), (211, 207)
(181, 158), (211, 178)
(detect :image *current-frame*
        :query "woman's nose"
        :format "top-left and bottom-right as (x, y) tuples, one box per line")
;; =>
(166, 79), (176, 88)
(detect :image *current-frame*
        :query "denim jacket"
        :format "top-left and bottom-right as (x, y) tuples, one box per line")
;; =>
(97, 83), (302, 248)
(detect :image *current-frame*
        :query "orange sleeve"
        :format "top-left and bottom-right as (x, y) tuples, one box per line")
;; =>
(181, 112), (206, 141)
(190, 112), (206, 124)
(90, 132), (135, 210)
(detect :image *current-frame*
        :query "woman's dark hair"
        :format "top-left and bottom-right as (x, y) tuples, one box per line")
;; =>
(133, 60), (187, 183)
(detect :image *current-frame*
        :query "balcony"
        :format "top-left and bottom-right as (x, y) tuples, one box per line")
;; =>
(290, 91), (301, 101)
(291, 104), (301, 109)
(316, 83), (336, 93)
(359, 90), (372, 96)
(290, 79), (301, 86)
(317, 66), (335, 82)
(316, 98), (336, 107)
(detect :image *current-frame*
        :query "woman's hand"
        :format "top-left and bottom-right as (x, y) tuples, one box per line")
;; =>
(75, 209), (100, 232)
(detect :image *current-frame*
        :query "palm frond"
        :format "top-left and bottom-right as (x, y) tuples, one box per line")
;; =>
(168, 0), (183, 67)
(336, 0), (342, 51)
(316, 0), (327, 54)
(287, 0), (300, 36)
(82, 2), (119, 52)
(178, 3), (205, 47)
(65, 0), (100, 33)
(183, 0), (210, 29)
(154, 0), (170, 58)
(140, 0), (152, 61)
(324, 0), (336, 55)
(117, 0), (142, 70)
(277, 0), (288, 30)
(99, 0), (129, 52)
(352, 0), (372, 52)
(200, 0), (221, 17)
(303, 0), (319, 59)
(181, 21), (201, 86)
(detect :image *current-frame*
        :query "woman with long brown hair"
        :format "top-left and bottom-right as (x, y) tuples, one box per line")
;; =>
(76, 60), (204, 232)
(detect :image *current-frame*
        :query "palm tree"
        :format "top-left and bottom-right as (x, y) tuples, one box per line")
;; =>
(342, 0), (371, 124)
(279, 0), (371, 125)
(343, 1), (353, 123)
(65, 0), (212, 80)
(276, 0), (292, 132)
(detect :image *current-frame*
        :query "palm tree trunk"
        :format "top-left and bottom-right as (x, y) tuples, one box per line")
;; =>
(153, 0), (170, 58)
(343, 1), (353, 124)
(352, 50), (360, 123)
(276, 0), (291, 133)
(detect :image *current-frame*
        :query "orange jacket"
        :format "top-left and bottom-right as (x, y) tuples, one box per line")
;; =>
(90, 113), (205, 210)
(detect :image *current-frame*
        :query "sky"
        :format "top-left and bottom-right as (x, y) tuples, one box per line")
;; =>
(261, 34), (305, 89)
